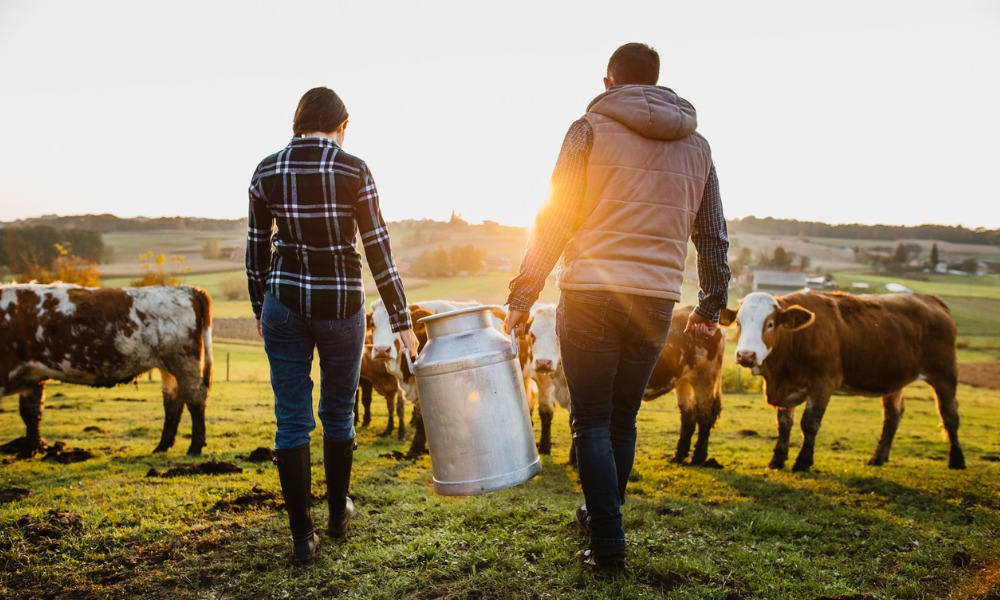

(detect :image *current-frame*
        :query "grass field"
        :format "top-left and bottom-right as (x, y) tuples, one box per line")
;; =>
(2, 358), (998, 598)
(4, 227), (998, 597)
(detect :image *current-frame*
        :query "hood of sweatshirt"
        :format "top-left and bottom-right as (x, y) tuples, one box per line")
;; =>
(586, 85), (698, 141)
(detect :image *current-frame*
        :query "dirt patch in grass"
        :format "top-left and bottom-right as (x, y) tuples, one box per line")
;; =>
(240, 447), (275, 463)
(958, 362), (1000, 390)
(42, 441), (96, 463)
(146, 459), (243, 478)
(18, 510), (82, 542)
(213, 485), (278, 512)
(0, 487), (31, 504)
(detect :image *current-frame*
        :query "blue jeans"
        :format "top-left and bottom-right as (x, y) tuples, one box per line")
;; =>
(261, 293), (365, 450)
(557, 290), (674, 554)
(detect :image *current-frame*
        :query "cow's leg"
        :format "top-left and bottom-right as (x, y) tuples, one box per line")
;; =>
(353, 387), (360, 426)
(405, 400), (426, 458)
(770, 407), (795, 469)
(869, 390), (904, 466)
(186, 395), (207, 456)
(672, 380), (696, 464)
(691, 378), (722, 466)
(360, 377), (373, 427)
(155, 370), (186, 454)
(792, 395), (830, 472)
(567, 413), (577, 467)
(537, 386), (555, 455)
(16, 383), (47, 457)
(395, 390), (406, 441)
(381, 388), (396, 437)
(927, 375), (965, 469)
(173, 368), (207, 456)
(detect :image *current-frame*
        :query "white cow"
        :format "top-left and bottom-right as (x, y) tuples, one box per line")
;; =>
(521, 304), (573, 460)
(369, 298), (494, 457)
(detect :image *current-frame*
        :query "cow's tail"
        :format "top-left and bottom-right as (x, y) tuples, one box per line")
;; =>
(192, 287), (214, 390)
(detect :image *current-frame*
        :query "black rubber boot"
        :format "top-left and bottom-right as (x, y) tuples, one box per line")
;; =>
(274, 443), (320, 564)
(324, 437), (357, 538)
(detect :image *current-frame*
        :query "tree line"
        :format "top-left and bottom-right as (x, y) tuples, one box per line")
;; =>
(6, 214), (995, 246)
(3, 214), (243, 233)
(728, 216), (1000, 246)
(0, 226), (105, 274)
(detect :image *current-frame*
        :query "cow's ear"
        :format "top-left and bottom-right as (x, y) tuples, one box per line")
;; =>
(718, 308), (738, 327)
(778, 305), (815, 331)
(411, 308), (434, 347)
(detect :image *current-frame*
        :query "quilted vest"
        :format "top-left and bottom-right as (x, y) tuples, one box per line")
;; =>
(557, 85), (713, 300)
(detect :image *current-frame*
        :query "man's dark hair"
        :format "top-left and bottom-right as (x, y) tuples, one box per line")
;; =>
(292, 87), (349, 136)
(607, 43), (660, 85)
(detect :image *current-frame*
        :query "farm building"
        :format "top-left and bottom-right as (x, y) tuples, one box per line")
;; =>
(741, 268), (808, 295)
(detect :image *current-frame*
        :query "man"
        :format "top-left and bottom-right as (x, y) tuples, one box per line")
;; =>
(505, 43), (730, 579)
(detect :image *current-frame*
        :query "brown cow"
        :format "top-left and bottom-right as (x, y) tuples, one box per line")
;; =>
(642, 304), (725, 466)
(355, 310), (404, 439)
(522, 303), (723, 468)
(0, 283), (213, 457)
(719, 290), (964, 472)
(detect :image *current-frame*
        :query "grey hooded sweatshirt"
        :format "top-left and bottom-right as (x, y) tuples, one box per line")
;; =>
(556, 85), (713, 300)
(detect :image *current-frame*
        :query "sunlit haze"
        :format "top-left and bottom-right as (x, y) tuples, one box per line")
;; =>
(1, 1), (998, 229)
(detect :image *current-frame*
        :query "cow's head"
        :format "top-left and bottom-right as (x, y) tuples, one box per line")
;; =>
(369, 299), (397, 361)
(719, 292), (815, 374)
(528, 304), (560, 374)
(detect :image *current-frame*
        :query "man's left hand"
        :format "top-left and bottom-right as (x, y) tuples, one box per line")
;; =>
(505, 309), (530, 337)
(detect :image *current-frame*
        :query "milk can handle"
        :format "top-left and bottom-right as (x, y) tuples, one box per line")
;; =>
(402, 345), (415, 371)
(510, 329), (519, 358)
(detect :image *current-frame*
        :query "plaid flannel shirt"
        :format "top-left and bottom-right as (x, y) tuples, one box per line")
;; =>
(507, 117), (731, 321)
(247, 137), (411, 332)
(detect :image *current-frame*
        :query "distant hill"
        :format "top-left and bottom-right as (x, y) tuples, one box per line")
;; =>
(2, 214), (243, 233)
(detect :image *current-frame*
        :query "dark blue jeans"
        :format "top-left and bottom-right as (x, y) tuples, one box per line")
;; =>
(557, 290), (674, 554)
(261, 293), (365, 450)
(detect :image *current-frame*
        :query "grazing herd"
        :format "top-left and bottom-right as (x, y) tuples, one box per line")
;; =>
(0, 283), (966, 472)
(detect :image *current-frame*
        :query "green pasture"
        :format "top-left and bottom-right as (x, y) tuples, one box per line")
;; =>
(103, 230), (244, 258)
(2, 363), (998, 598)
(829, 272), (1000, 301)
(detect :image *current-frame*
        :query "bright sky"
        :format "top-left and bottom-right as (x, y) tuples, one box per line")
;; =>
(1, 1), (998, 229)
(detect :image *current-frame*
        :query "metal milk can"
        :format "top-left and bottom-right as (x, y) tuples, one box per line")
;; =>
(407, 305), (541, 495)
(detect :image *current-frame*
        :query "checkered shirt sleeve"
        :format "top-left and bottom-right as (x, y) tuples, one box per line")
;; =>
(691, 165), (731, 322)
(506, 118), (593, 311)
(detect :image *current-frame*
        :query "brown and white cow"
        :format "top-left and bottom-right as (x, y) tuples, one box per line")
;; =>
(369, 299), (508, 458)
(355, 310), (404, 439)
(369, 299), (475, 457)
(519, 304), (571, 458)
(0, 283), (213, 457)
(524, 303), (725, 467)
(719, 290), (964, 472)
(642, 304), (725, 467)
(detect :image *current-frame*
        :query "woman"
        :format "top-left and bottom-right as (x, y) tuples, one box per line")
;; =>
(246, 87), (418, 564)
